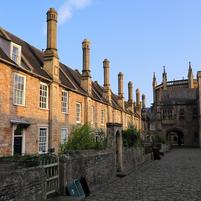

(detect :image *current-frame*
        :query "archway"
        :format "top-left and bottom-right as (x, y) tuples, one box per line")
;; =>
(166, 128), (184, 146)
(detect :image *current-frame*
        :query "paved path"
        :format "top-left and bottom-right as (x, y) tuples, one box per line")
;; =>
(84, 148), (201, 201)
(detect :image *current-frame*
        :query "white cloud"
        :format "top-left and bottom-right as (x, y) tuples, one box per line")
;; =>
(71, 0), (92, 9)
(58, 0), (93, 25)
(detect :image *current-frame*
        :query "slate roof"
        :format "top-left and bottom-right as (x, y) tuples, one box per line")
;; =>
(0, 28), (138, 115)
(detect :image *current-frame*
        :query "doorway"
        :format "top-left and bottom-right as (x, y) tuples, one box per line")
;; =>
(167, 129), (184, 146)
(13, 125), (25, 155)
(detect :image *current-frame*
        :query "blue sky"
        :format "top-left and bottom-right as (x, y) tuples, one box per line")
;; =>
(1, 0), (201, 106)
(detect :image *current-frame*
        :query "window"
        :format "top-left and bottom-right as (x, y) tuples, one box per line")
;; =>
(193, 108), (197, 119)
(76, 103), (81, 123)
(91, 106), (95, 124)
(179, 108), (185, 120)
(39, 128), (48, 154)
(61, 90), (68, 113)
(61, 128), (68, 144)
(13, 73), (26, 105)
(162, 109), (172, 120)
(11, 43), (21, 65)
(40, 82), (48, 109)
(101, 109), (105, 125)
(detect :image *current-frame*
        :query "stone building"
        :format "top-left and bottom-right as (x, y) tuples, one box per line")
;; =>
(0, 8), (143, 156)
(145, 64), (201, 147)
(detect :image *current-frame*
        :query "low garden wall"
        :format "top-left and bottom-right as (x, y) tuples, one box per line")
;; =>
(0, 162), (46, 201)
(123, 147), (152, 173)
(59, 149), (115, 194)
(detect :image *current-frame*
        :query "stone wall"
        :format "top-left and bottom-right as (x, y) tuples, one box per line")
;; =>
(123, 147), (152, 173)
(59, 150), (115, 194)
(0, 162), (46, 201)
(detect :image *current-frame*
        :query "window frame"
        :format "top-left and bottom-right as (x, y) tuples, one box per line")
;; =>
(10, 42), (21, 65)
(13, 73), (26, 106)
(61, 90), (68, 114)
(91, 106), (95, 125)
(40, 82), (49, 109)
(101, 109), (105, 125)
(38, 127), (48, 154)
(61, 128), (68, 144)
(76, 102), (81, 123)
(179, 108), (185, 120)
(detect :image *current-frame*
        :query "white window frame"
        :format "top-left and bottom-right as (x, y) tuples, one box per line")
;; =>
(38, 127), (48, 154)
(101, 109), (105, 125)
(61, 128), (68, 144)
(13, 73), (26, 106)
(61, 90), (68, 114)
(40, 82), (48, 109)
(10, 42), (21, 65)
(76, 102), (81, 123)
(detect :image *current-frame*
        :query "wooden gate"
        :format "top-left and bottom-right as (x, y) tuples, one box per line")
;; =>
(40, 154), (59, 197)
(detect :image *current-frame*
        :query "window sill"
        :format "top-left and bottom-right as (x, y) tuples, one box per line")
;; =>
(13, 103), (25, 107)
(62, 112), (69, 115)
(40, 108), (49, 111)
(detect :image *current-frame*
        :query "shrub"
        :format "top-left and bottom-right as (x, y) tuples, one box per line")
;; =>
(60, 124), (107, 152)
(123, 124), (142, 148)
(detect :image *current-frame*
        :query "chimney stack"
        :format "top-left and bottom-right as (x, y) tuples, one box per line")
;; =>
(128, 81), (133, 103)
(136, 88), (140, 107)
(103, 59), (111, 102)
(136, 88), (141, 114)
(142, 94), (146, 109)
(118, 72), (124, 109)
(43, 8), (59, 82)
(118, 72), (124, 98)
(81, 39), (92, 95)
(128, 81), (134, 111)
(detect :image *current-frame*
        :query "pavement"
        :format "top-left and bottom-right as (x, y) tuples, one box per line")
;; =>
(51, 148), (201, 201)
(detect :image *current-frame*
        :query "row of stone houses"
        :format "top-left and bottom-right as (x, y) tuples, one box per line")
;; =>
(0, 8), (145, 156)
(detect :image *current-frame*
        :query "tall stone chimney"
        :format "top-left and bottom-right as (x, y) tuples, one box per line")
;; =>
(103, 59), (111, 102)
(43, 8), (59, 82)
(118, 72), (124, 109)
(81, 39), (92, 95)
(128, 81), (134, 111)
(142, 94), (146, 109)
(43, 8), (60, 152)
(118, 72), (123, 98)
(136, 88), (140, 107)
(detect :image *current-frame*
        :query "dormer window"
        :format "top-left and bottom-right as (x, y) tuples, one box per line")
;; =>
(10, 42), (21, 65)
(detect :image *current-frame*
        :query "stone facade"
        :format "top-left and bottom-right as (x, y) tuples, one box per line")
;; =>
(0, 164), (46, 201)
(0, 8), (143, 156)
(59, 150), (115, 194)
(144, 64), (201, 147)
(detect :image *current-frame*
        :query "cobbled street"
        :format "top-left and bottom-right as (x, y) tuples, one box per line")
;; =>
(84, 148), (201, 201)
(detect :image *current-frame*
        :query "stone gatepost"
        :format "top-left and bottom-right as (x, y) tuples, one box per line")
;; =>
(106, 123), (123, 172)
